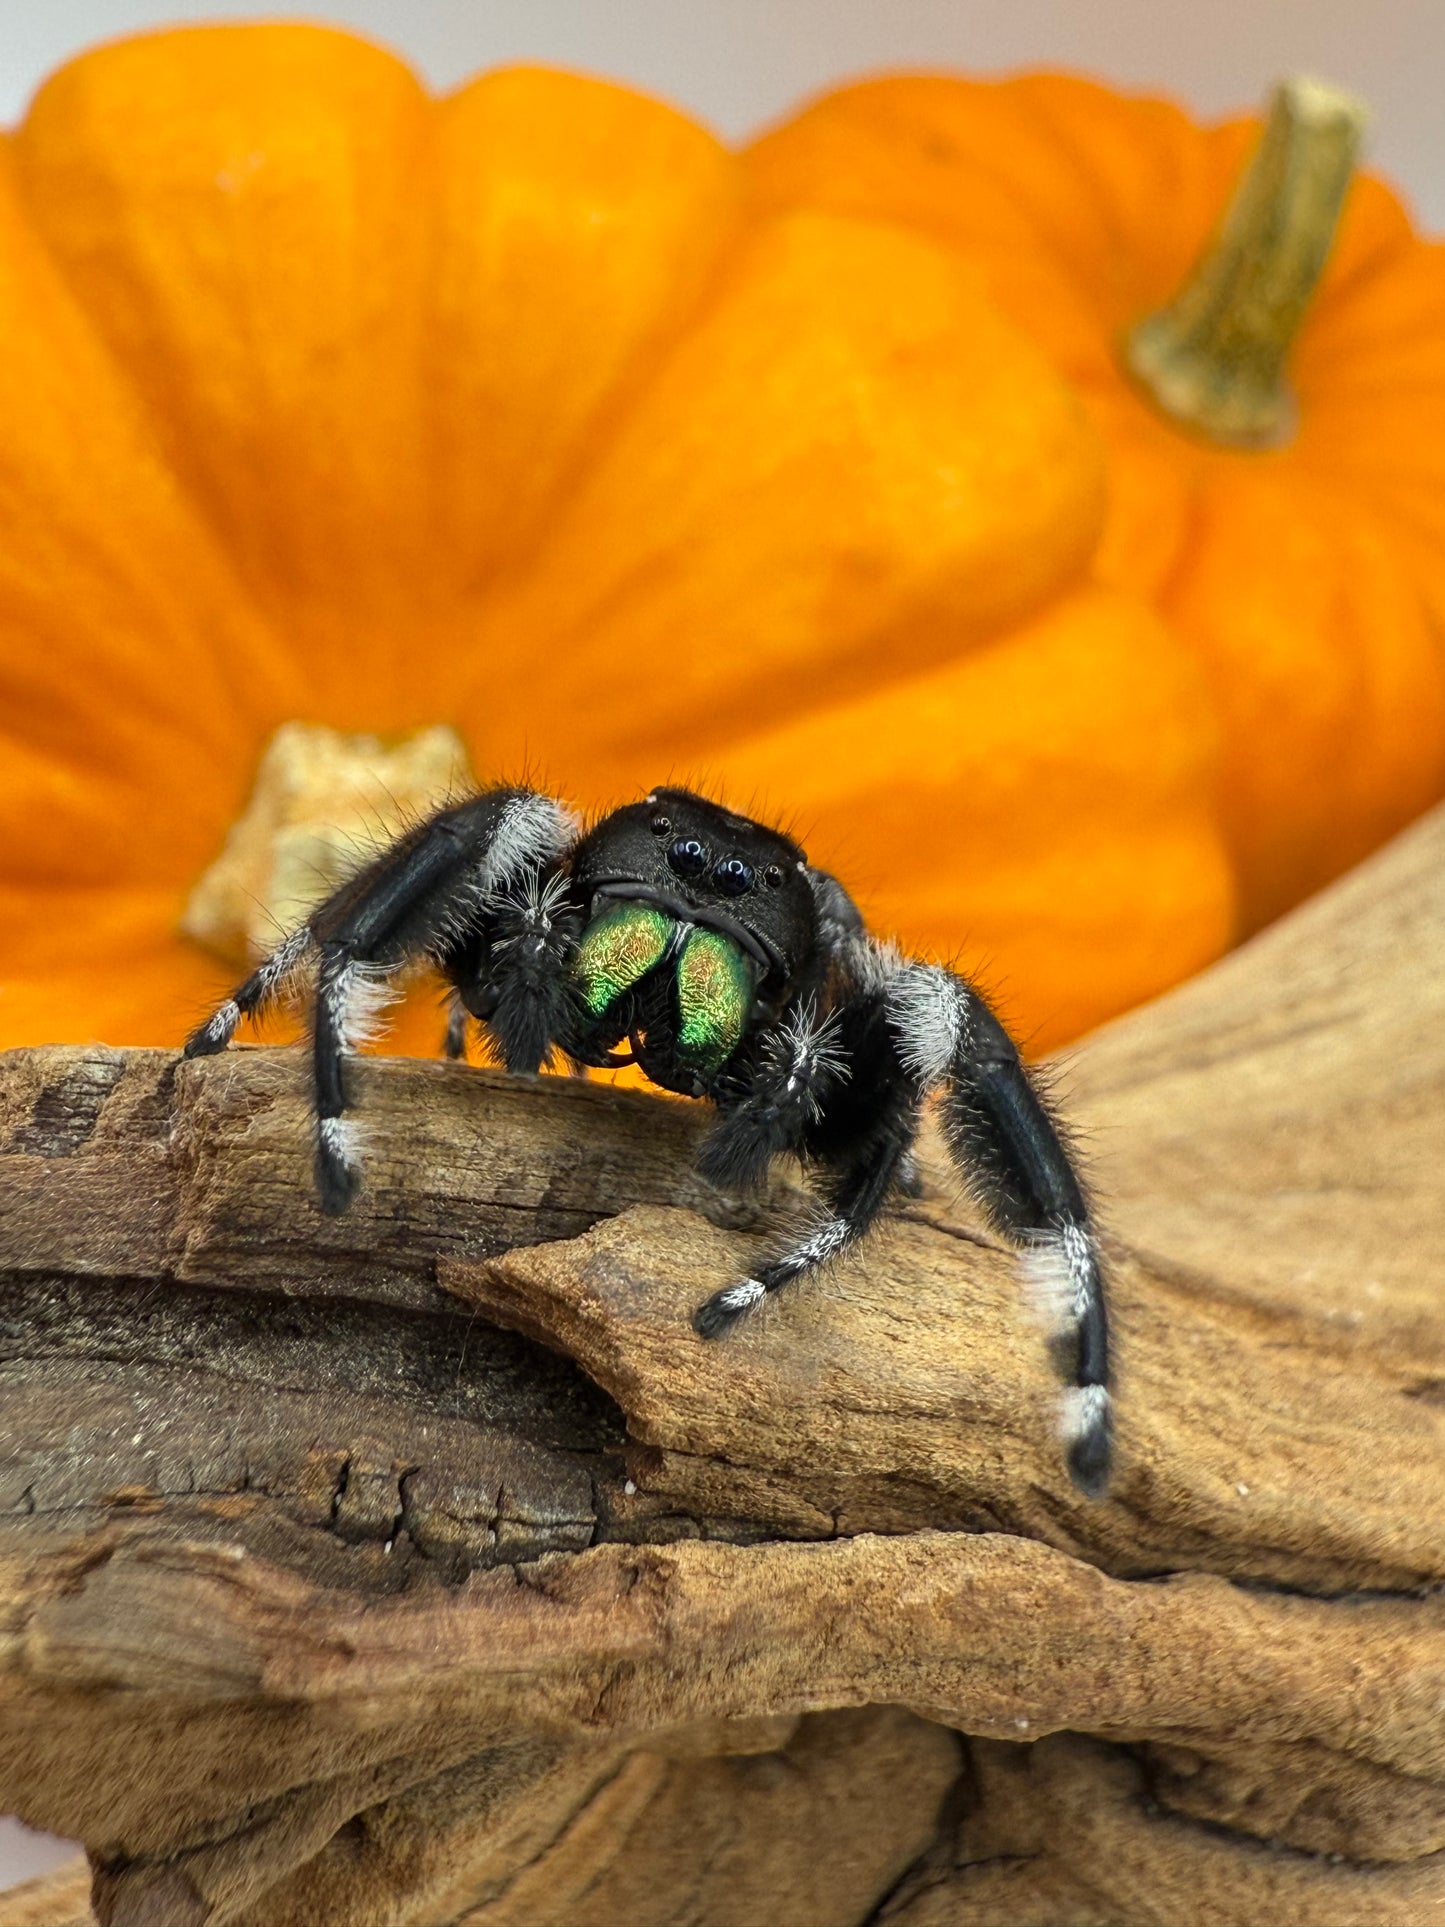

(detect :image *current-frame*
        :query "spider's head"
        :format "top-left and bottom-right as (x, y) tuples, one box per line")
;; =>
(569, 787), (817, 988)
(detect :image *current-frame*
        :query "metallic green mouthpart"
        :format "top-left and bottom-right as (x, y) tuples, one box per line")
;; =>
(676, 928), (754, 1072)
(572, 902), (673, 1017)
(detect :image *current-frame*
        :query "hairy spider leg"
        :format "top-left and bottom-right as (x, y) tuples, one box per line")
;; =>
(443, 997), (470, 1061)
(694, 864), (1111, 1495)
(187, 787), (576, 1213)
(310, 790), (575, 1210)
(890, 960), (1112, 1496)
(182, 924), (315, 1055)
(693, 982), (921, 1333)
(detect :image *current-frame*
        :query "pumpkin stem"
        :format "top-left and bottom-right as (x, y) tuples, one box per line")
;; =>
(1123, 77), (1367, 447)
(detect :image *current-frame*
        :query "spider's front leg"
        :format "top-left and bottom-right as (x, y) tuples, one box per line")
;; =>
(183, 787), (577, 1212)
(693, 943), (1112, 1497)
(887, 962), (1112, 1495)
(691, 994), (920, 1335)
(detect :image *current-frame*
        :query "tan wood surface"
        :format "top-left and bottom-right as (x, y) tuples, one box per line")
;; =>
(2, 802), (1442, 1926)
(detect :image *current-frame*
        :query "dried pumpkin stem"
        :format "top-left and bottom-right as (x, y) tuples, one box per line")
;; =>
(1124, 77), (1367, 447)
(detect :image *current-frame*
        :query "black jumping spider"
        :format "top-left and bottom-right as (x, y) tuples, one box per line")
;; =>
(185, 785), (1111, 1493)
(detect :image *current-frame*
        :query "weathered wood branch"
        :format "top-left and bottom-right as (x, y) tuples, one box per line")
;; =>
(2, 803), (1444, 1926)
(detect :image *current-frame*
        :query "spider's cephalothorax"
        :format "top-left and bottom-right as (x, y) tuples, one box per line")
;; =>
(184, 784), (1113, 1494)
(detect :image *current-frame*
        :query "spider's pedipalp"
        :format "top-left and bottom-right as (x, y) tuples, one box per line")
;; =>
(696, 999), (848, 1191)
(696, 987), (921, 1334)
(483, 866), (582, 1073)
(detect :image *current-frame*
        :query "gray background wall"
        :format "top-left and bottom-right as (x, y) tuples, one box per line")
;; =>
(2, 0), (1441, 1895)
(4, 1), (1445, 221)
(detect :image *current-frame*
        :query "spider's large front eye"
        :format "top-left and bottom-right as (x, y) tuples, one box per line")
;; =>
(667, 836), (709, 879)
(712, 855), (755, 898)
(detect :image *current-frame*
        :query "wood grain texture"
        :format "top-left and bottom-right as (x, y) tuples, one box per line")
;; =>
(2, 802), (1443, 1926)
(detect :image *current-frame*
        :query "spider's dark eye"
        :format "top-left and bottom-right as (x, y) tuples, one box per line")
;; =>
(713, 855), (755, 898)
(667, 836), (709, 879)
(650, 814), (672, 837)
(763, 864), (784, 889)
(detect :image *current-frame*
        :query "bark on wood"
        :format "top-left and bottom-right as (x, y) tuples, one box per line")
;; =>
(1, 802), (1443, 1927)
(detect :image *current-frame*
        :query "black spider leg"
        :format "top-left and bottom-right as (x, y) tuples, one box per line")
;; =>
(186, 788), (576, 1214)
(443, 998), (470, 1060)
(887, 960), (1112, 1496)
(182, 923), (316, 1055)
(311, 792), (579, 1210)
(700, 866), (1111, 1495)
(692, 987), (917, 1335)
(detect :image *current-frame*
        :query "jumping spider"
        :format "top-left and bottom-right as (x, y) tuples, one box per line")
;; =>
(185, 785), (1111, 1494)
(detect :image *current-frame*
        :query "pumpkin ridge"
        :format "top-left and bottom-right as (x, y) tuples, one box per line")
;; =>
(10, 25), (446, 712)
(446, 165), (748, 610)
(776, 83), (1082, 283)
(424, 64), (747, 609)
(2, 164), (303, 715)
(0, 140), (305, 856)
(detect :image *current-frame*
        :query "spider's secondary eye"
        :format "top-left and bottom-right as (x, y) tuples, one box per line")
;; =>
(713, 855), (755, 898)
(667, 836), (709, 878)
(763, 864), (784, 889)
(650, 814), (672, 837)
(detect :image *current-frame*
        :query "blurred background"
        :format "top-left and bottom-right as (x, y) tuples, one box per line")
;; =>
(1, 0), (1441, 1896)
(4, 0), (1445, 220)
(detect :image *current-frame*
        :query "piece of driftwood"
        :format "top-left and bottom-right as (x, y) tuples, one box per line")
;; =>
(1, 802), (1443, 1927)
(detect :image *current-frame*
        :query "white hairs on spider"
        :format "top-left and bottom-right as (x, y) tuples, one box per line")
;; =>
(1061, 1383), (1111, 1450)
(846, 934), (906, 1000)
(324, 959), (404, 1050)
(486, 865), (573, 942)
(887, 963), (966, 1089)
(480, 794), (578, 894)
(1019, 1221), (1098, 1333)
(318, 1114), (360, 1167)
(763, 1002), (850, 1119)
(715, 1278), (766, 1313)
(430, 795), (577, 950)
(253, 925), (314, 1000)
(197, 999), (242, 1050)
(771, 1211), (855, 1282)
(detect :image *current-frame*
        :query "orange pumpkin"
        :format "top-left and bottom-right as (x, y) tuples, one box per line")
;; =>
(0, 28), (1270, 1060)
(748, 73), (1445, 931)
